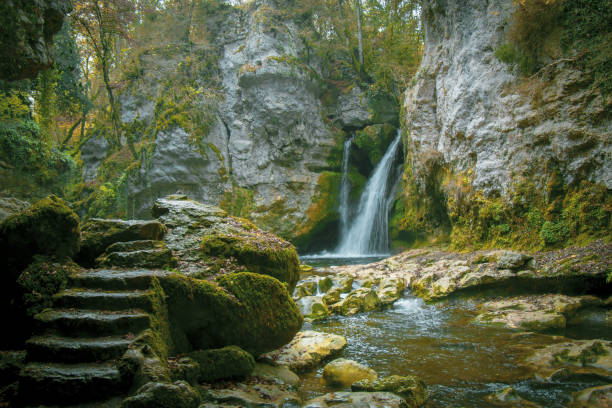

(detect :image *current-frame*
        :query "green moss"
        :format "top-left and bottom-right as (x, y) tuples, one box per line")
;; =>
(0, 195), (80, 275)
(219, 185), (255, 220)
(17, 256), (78, 316)
(188, 346), (255, 382)
(159, 272), (302, 356)
(201, 230), (299, 290)
(293, 171), (340, 251)
(553, 342), (608, 367)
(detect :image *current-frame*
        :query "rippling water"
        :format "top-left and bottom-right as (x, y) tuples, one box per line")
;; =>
(298, 291), (608, 407)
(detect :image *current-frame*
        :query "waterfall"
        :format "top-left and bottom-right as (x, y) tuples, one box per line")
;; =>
(338, 135), (354, 239)
(336, 132), (402, 256)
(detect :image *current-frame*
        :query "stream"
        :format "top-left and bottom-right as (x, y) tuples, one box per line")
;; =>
(297, 256), (609, 407)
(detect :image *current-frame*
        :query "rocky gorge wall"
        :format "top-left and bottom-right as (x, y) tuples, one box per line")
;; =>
(80, 0), (396, 250)
(393, 0), (611, 250)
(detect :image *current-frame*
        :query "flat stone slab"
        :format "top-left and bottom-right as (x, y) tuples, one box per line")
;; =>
(304, 391), (409, 408)
(474, 294), (604, 331)
(259, 330), (347, 372)
(323, 241), (611, 301)
(523, 339), (612, 381)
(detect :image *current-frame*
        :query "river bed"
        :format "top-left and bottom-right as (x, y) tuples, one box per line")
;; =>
(297, 256), (609, 407)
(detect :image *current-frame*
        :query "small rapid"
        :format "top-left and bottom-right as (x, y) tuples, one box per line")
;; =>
(296, 272), (608, 407)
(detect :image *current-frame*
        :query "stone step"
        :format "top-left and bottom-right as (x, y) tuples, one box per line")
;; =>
(19, 361), (128, 405)
(26, 335), (133, 363)
(96, 248), (177, 269)
(54, 288), (154, 312)
(35, 309), (151, 337)
(70, 269), (171, 291)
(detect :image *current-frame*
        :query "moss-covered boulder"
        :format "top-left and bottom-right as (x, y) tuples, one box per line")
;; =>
(322, 358), (378, 387)
(352, 375), (427, 407)
(78, 219), (167, 266)
(159, 272), (302, 356)
(17, 256), (79, 317)
(153, 195), (299, 290)
(0, 195), (80, 275)
(121, 381), (200, 408)
(330, 287), (381, 316)
(188, 346), (255, 382)
(202, 231), (299, 291)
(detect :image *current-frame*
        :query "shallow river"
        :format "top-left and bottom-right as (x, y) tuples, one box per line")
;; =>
(298, 256), (609, 407)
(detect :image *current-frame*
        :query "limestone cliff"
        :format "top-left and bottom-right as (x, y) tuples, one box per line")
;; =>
(80, 0), (383, 247)
(394, 0), (611, 249)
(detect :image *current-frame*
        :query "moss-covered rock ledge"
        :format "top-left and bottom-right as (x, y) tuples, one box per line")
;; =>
(153, 194), (300, 291)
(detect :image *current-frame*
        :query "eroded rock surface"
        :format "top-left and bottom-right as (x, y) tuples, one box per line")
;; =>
(304, 391), (410, 408)
(259, 330), (347, 373)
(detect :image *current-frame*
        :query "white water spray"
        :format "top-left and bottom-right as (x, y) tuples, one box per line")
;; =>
(335, 132), (402, 256)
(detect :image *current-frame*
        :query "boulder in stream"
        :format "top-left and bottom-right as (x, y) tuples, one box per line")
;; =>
(331, 287), (381, 316)
(304, 391), (410, 408)
(322, 358), (378, 387)
(568, 384), (612, 408)
(296, 296), (330, 321)
(259, 330), (347, 372)
(352, 375), (427, 407)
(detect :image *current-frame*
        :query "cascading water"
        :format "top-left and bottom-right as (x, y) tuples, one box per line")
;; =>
(335, 132), (402, 256)
(338, 135), (354, 239)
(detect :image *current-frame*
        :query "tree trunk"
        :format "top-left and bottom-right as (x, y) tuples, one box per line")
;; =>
(355, 0), (364, 66)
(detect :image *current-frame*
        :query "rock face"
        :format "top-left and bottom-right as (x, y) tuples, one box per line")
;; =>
(100, 0), (341, 236)
(0, 0), (72, 80)
(403, 0), (611, 196)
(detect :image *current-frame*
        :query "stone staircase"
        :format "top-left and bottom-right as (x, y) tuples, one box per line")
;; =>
(19, 267), (170, 406)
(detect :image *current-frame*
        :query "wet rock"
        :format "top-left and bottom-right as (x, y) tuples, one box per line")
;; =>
(323, 287), (342, 306)
(524, 339), (612, 381)
(188, 346), (255, 382)
(497, 252), (534, 271)
(79, 219), (167, 266)
(200, 381), (301, 408)
(328, 243), (611, 302)
(304, 391), (409, 408)
(259, 330), (347, 373)
(294, 278), (319, 299)
(296, 296), (330, 321)
(0, 197), (29, 222)
(475, 295), (603, 331)
(484, 387), (542, 407)
(121, 381), (200, 408)
(377, 278), (405, 306)
(96, 240), (178, 269)
(331, 287), (381, 316)
(332, 275), (355, 293)
(322, 358), (378, 387)
(251, 363), (300, 388)
(568, 384), (612, 408)
(352, 375), (427, 407)
(154, 195), (299, 290)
